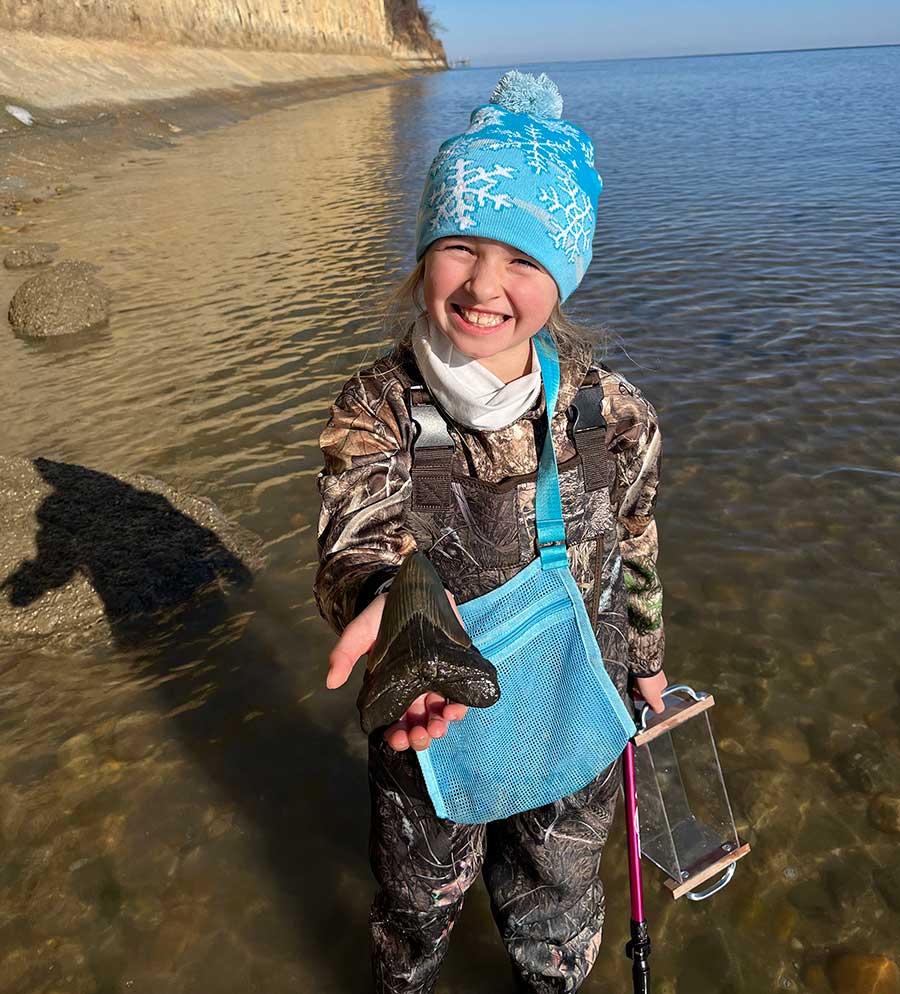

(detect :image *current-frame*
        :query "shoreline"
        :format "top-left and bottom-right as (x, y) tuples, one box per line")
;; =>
(1, 28), (445, 215)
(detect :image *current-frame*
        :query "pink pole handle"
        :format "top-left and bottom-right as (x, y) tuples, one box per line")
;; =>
(623, 739), (652, 991)
(623, 740), (645, 921)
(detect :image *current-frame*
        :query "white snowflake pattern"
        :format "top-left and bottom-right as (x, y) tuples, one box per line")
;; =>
(542, 118), (583, 142)
(427, 157), (516, 230)
(469, 106), (506, 132)
(423, 111), (597, 265)
(538, 173), (594, 261)
(518, 123), (579, 175)
(452, 122), (578, 179)
(579, 139), (595, 168)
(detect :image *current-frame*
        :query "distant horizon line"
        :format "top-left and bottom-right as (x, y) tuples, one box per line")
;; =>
(449, 41), (900, 70)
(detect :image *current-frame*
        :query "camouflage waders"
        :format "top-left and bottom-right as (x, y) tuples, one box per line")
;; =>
(314, 334), (664, 994)
(369, 730), (621, 994)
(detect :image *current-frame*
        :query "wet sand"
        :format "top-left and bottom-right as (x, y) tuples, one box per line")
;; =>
(1, 27), (443, 212)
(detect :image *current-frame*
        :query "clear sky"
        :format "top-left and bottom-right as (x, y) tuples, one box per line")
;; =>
(430, 1), (900, 65)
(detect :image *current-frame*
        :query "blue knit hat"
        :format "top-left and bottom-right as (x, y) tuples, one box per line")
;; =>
(414, 70), (602, 302)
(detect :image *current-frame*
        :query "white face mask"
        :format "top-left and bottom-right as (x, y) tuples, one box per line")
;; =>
(411, 312), (543, 431)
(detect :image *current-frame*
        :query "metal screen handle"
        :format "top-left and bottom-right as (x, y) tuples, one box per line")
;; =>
(685, 863), (736, 902)
(637, 683), (710, 732)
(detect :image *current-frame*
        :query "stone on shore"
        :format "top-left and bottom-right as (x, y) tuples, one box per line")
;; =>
(7, 260), (110, 337)
(0, 456), (265, 646)
(3, 242), (59, 269)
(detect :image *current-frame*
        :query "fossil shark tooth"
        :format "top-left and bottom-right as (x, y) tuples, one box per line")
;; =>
(357, 552), (500, 735)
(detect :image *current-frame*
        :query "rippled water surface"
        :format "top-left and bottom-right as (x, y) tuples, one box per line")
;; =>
(1, 45), (899, 993)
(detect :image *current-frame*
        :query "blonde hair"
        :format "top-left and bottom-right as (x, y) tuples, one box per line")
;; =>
(382, 253), (607, 358)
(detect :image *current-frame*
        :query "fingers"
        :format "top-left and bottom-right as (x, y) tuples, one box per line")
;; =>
(646, 694), (665, 714)
(424, 693), (448, 741)
(325, 595), (386, 689)
(405, 694), (431, 750)
(384, 724), (410, 751)
(383, 693), (469, 752)
(384, 694), (427, 752)
(635, 670), (668, 714)
(639, 685), (666, 714)
(442, 702), (468, 722)
(325, 642), (357, 690)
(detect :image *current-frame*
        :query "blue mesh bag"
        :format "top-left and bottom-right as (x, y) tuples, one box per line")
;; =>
(416, 332), (636, 824)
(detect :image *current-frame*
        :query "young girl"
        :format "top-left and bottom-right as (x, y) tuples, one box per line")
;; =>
(315, 71), (667, 994)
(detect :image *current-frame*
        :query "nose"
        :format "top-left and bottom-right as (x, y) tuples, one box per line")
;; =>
(464, 254), (504, 304)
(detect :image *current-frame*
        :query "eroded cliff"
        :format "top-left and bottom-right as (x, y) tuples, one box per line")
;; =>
(0, 0), (446, 65)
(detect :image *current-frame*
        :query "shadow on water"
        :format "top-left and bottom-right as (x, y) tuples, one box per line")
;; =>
(1, 459), (370, 992)
(3, 459), (254, 638)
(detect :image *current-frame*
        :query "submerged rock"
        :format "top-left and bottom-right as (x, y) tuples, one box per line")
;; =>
(833, 742), (900, 796)
(823, 857), (876, 909)
(108, 712), (159, 762)
(0, 784), (26, 843)
(26, 879), (94, 938)
(0, 948), (30, 991)
(57, 732), (97, 777)
(801, 962), (830, 994)
(8, 260), (110, 337)
(3, 242), (59, 269)
(869, 793), (900, 834)
(827, 953), (900, 994)
(0, 456), (264, 646)
(676, 930), (741, 994)
(787, 880), (836, 920)
(69, 856), (122, 920)
(873, 861), (900, 913)
(763, 727), (811, 765)
(795, 810), (858, 852)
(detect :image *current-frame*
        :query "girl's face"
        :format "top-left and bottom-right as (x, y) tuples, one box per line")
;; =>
(422, 236), (559, 380)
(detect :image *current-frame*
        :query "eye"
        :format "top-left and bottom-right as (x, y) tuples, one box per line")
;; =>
(514, 258), (539, 269)
(444, 243), (474, 253)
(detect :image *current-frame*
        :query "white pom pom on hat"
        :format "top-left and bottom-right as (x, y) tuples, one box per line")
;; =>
(489, 70), (564, 119)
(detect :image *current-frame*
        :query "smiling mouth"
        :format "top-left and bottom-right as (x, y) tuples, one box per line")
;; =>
(451, 303), (511, 328)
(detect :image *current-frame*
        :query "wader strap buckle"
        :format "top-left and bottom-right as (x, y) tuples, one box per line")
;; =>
(567, 381), (612, 492)
(408, 385), (454, 511)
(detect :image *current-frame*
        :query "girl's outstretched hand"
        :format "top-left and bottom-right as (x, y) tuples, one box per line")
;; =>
(325, 589), (469, 752)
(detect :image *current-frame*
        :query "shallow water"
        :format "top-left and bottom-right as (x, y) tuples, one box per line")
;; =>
(1, 45), (899, 993)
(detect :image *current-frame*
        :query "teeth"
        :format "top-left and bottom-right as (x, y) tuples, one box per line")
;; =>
(459, 307), (506, 327)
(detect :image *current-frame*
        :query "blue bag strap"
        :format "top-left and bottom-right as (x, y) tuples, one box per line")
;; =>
(533, 331), (568, 570)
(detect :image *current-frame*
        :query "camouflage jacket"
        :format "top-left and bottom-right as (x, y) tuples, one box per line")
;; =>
(314, 332), (665, 681)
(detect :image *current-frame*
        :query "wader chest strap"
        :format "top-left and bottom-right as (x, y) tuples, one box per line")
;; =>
(408, 385), (454, 511)
(407, 371), (614, 510)
(567, 375), (612, 492)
